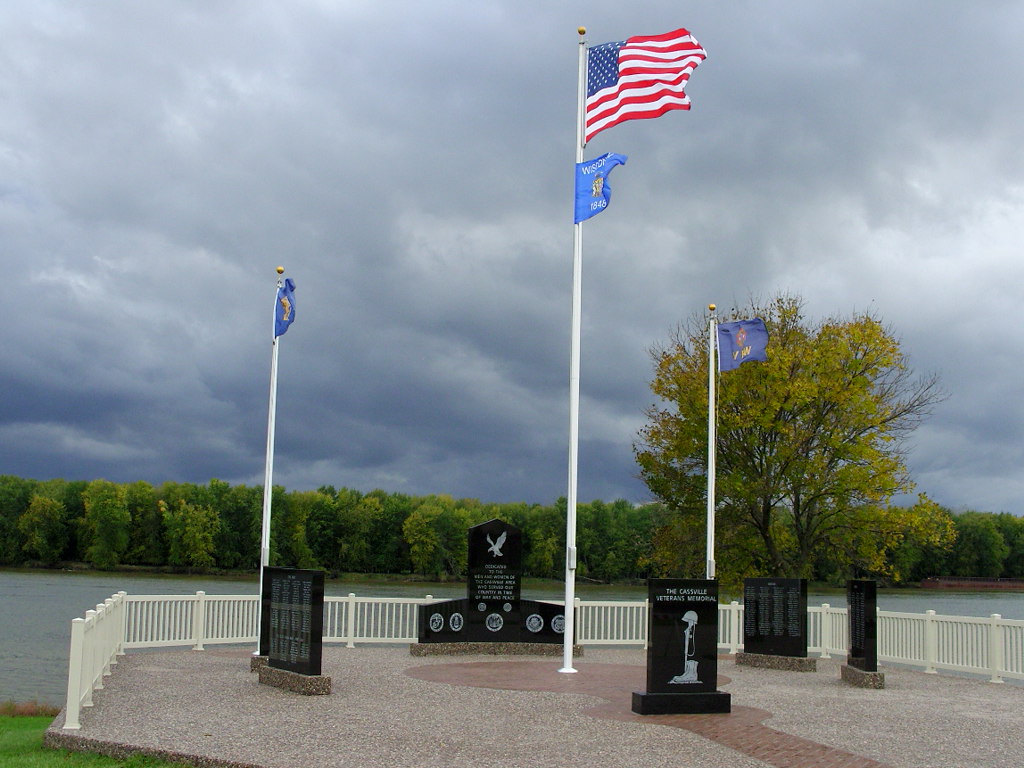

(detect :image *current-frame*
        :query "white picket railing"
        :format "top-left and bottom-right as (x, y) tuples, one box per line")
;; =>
(62, 592), (128, 730)
(63, 592), (1024, 729)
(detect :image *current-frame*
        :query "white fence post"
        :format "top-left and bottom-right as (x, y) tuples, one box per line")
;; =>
(345, 593), (357, 648)
(724, 601), (738, 654)
(819, 603), (832, 658)
(116, 592), (127, 656)
(83, 609), (97, 702)
(642, 598), (649, 650)
(924, 609), (938, 674)
(101, 599), (116, 675)
(989, 614), (1004, 684)
(63, 617), (85, 730)
(573, 597), (581, 643)
(192, 591), (206, 650)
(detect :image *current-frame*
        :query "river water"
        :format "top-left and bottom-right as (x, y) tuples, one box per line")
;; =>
(2, 569), (1022, 706)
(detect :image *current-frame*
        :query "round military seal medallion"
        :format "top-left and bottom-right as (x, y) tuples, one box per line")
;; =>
(428, 613), (444, 632)
(552, 614), (565, 634)
(503, 602), (512, 613)
(477, 602), (487, 612)
(485, 613), (504, 632)
(526, 613), (544, 633)
(449, 612), (464, 632)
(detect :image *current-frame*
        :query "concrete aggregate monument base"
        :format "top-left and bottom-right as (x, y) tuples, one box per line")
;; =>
(409, 642), (583, 657)
(735, 651), (816, 672)
(841, 663), (885, 689)
(249, 655), (268, 672)
(631, 690), (731, 715)
(257, 665), (332, 695)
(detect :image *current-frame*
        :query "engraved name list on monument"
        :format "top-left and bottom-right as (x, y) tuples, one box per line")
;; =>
(742, 577), (808, 657)
(261, 567), (325, 677)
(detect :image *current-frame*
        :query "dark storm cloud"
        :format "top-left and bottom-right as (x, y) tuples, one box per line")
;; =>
(1, 1), (1022, 512)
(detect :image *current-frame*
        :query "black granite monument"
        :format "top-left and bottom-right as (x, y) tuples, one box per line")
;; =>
(841, 579), (884, 687)
(847, 579), (878, 672)
(631, 578), (731, 715)
(742, 577), (808, 657)
(260, 566), (325, 676)
(417, 519), (567, 645)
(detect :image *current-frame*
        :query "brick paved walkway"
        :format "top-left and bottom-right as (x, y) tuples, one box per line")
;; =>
(407, 660), (894, 768)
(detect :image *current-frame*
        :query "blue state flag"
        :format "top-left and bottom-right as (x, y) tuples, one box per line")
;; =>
(574, 152), (627, 223)
(275, 278), (296, 337)
(717, 318), (769, 372)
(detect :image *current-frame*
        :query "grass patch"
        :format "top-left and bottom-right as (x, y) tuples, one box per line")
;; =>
(0, 702), (60, 718)
(0, 715), (195, 768)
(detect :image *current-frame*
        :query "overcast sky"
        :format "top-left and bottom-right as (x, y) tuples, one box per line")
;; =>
(2, 1), (1022, 514)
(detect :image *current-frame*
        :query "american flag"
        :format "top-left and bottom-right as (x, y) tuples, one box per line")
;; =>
(585, 28), (706, 143)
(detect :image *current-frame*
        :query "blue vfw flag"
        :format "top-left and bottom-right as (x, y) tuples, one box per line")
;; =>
(717, 318), (768, 372)
(574, 152), (627, 223)
(275, 278), (296, 337)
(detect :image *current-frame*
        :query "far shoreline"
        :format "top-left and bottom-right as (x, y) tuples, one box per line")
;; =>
(7, 563), (1024, 595)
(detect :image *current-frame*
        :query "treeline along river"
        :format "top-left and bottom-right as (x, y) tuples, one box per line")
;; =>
(2, 570), (1023, 706)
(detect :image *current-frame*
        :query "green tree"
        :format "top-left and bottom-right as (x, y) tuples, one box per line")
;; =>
(0, 475), (37, 564)
(161, 499), (221, 570)
(949, 511), (1009, 577)
(81, 480), (130, 569)
(213, 483), (262, 570)
(402, 496), (471, 579)
(124, 481), (162, 564)
(58, 480), (89, 561)
(17, 494), (68, 564)
(993, 513), (1024, 578)
(521, 500), (564, 579)
(635, 295), (945, 579)
(337, 494), (380, 573)
(881, 499), (957, 583)
(273, 489), (318, 569)
(365, 490), (414, 573)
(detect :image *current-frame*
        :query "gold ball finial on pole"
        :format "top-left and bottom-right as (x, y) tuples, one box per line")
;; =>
(709, 303), (716, 312)
(276, 266), (285, 275)
(578, 26), (586, 36)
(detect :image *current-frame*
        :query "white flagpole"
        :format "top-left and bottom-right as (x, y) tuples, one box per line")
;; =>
(255, 266), (285, 655)
(560, 27), (588, 675)
(706, 304), (717, 579)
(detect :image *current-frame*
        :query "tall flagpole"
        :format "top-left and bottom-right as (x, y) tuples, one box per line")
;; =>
(255, 265), (285, 655)
(706, 304), (717, 579)
(560, 27), (588, 675)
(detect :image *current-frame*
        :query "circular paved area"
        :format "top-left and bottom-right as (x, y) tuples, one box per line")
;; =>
(45, 646), (1024, 768)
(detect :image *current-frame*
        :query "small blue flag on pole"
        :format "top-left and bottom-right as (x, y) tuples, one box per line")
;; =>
(574, 152), (627, 223)
(275, 278), (296, 337)
(717, 318), (768, 372)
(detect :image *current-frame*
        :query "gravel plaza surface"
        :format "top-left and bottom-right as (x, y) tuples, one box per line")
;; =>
(45, 645), (1024, 768)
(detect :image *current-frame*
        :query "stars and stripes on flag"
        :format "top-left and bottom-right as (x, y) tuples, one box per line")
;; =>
(585, 28), (706, 143)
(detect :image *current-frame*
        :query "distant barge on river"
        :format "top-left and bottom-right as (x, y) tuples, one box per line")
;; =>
(921, 576), (1024, 590)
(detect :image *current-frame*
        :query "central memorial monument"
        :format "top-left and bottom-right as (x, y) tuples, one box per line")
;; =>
(632, 578), (730, 714)
(414, 519), (570, 651)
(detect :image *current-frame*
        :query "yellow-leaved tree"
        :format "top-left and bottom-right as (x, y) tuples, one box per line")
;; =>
(635, 294), (952, 583)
